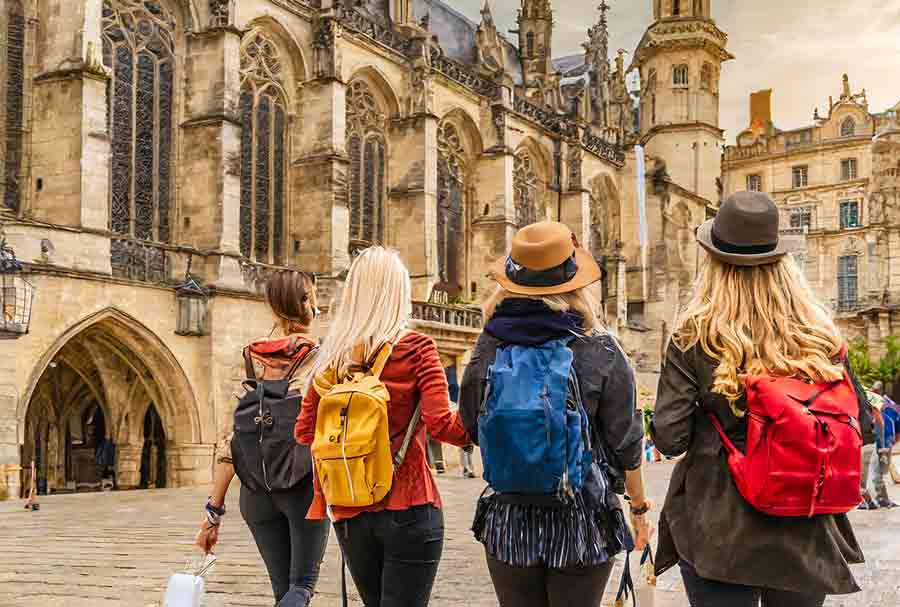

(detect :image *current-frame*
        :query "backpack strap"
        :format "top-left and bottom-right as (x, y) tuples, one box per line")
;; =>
(707, 412), (740, 456)
(243, 347), (257, 381)
(393, 404), (422, 470)
(370, 342), (394, 379)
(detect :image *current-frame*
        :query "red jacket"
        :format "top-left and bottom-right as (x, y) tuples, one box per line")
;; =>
(295, 331), (470, 521)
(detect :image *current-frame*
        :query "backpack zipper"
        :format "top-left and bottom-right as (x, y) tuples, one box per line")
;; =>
(340, 394), (356, 504)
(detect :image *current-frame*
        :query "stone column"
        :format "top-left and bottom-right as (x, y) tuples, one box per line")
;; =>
(616, 253), (628, 332)
(116, 444), (142, 489)
(167, 443), (214, 488)
(470, 150), (515, 299)
(30, 0), (110, 232)
(888, 230), (900, 304)
(388, 114), (438, 300)
(180, 27), (244, 289)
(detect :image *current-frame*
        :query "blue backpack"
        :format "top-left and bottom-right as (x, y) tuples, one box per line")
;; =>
(478, 337), (594, 498)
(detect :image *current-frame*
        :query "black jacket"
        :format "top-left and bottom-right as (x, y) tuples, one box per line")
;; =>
(459, 331), (644, 475)
(651, 342), (871, 595)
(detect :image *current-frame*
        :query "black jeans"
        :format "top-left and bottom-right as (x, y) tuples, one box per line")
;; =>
(679, 560), (826, 607)
(335, 505), (444, 607)
(240, 481), (330, 604)
(485, 554), (615, 607)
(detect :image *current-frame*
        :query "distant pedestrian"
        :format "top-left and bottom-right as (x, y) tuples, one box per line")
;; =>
(459, 222), (652, 607)
(295, 247), (470, 607)
(863, 385), (897, 509)
(195, 270), (328, 607)
(652, 192), (874, 607)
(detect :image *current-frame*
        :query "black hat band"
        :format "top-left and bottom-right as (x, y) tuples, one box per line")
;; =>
(505, 254), (579, 288)
(711, 226), (777, 255)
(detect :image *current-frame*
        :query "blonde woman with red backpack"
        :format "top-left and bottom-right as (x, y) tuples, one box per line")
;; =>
(652, 192), (875, 607)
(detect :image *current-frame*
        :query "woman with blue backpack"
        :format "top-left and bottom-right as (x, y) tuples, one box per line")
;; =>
(651, 192), (874, 607)
(458, 221), (652, 607)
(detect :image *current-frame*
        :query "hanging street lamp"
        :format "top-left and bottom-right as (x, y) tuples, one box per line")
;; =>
(0, 237), (35, 338)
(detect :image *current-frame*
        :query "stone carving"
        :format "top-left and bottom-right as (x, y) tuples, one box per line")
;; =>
(582, 128), (625, 167)
(312, 17), (341, 80)
(475, 3), (505, 79)
(336, 4), (414, 57)
(408, 68), (431, 115)
(429, 46), (502, 100)
(209, 0), (229, 28)
(491, 105), (507, 148)
(568, 144), (583, 190)
(513, 94), (578, 138)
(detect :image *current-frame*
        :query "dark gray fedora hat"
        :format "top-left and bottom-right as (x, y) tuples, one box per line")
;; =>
(696, 191), (789, 266)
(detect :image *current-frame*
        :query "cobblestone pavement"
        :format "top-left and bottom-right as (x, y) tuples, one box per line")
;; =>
(1, 462), (898, 607)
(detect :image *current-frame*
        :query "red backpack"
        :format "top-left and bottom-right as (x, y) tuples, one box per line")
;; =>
(709, 371), (863, 518)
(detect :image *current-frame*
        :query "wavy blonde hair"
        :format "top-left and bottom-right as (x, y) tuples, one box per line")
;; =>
(483, 286), (604, 333)
(673, 254), (844, 412)
(309, 247), (411, 383)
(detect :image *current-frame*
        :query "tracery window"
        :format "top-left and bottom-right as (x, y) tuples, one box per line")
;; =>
(436, 121), (467, 296)
(4, 0), (25, 212)
(102, 0), (176, 242)
(673, 64), (689, 87)
(239, 29), (289, 265)
(526, 32), (535, 58)
(841, 117), (856, 137)
(514, 151), (542, 227)
(346, 79), (387, 253)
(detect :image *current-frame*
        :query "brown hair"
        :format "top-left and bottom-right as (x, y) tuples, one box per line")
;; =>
(266, 270), (316, 331)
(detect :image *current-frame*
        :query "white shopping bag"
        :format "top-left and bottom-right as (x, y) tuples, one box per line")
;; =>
(164, 554), (216, 607)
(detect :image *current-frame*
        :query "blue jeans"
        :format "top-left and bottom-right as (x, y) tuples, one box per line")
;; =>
(679, 560), (825, 607)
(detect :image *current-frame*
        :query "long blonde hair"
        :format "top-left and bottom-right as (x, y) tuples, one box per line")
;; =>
(310, 247), (412, 381)
(673, 255), (844, 411)
(483, 285), (604, 333)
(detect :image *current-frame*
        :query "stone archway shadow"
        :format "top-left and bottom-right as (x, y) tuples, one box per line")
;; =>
(17, 307), (201, 448)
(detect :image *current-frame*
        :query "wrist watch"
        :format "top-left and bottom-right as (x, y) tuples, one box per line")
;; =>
(629, 500), (652, 516)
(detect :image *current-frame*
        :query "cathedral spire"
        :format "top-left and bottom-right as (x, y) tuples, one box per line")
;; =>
(585, 1), (610, 70)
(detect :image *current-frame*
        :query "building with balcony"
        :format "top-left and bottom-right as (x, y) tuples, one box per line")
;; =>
(0, 0), (722, 497)
(722, 78), (900, 353)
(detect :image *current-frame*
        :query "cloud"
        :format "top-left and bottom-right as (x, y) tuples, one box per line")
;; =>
(442, 1), (900, 141)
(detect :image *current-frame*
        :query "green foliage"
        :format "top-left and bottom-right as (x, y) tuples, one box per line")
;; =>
(848, 336), (900, 389)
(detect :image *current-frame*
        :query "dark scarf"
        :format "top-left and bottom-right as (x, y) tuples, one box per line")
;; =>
(484, 298), (584, 346)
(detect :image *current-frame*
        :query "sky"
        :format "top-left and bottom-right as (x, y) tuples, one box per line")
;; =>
(448, 0), (900, 142)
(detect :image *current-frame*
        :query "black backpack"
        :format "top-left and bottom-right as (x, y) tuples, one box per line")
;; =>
(231, 344), (315, 493)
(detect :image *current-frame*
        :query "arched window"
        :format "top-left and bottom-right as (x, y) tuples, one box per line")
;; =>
(102, 0), (176, 242)
(526, 31), (535, 58)
(841, 117), (856, 137)
(4, 0), (25, 212)
(646, 70), (658, 125)
(672, 0), (681, 16)
(673, 64), (689, 87)
(346, 80), (387, 253)
(239, 30), (289, 265)
(514, 151), (541, 227)
(436, 121), (467, 297)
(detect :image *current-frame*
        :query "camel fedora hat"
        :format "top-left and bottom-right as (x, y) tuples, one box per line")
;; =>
(489, 221), (603, 296)
(697, 191), (789, 267)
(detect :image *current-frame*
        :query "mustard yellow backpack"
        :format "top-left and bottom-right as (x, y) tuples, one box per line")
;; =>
(310, 343), (421, 507)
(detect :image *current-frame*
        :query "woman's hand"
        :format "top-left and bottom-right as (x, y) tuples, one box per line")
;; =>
(195, 519), (220, 554)
(629, 506), (655, 551)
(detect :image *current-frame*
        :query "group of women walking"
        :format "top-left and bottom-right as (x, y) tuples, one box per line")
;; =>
(195, 190), (874, 607)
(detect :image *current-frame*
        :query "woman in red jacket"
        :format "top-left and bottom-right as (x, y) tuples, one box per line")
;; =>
(295, 246), (470, 607)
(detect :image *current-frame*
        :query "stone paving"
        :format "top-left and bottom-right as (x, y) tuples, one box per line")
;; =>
(1, 462), (898, 607)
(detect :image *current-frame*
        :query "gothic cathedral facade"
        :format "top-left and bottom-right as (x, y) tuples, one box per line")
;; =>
(0, 0), (729, 496)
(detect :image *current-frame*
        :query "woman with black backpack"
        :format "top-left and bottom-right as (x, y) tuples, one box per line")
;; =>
(195, 270), (329, 607)
(651, 192), (874, 607)
(458, 221), (652, 607)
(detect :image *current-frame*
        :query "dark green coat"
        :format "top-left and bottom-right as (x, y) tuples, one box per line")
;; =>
(651, 342), (873, 595)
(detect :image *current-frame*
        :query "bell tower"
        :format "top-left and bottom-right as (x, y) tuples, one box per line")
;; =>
(517, 0), (555, 81)
(635, 0), (731, 202)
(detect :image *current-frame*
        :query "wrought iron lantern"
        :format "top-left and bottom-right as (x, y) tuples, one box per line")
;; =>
(175, 277), (208, 337)
(0, 238), (35, 338)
